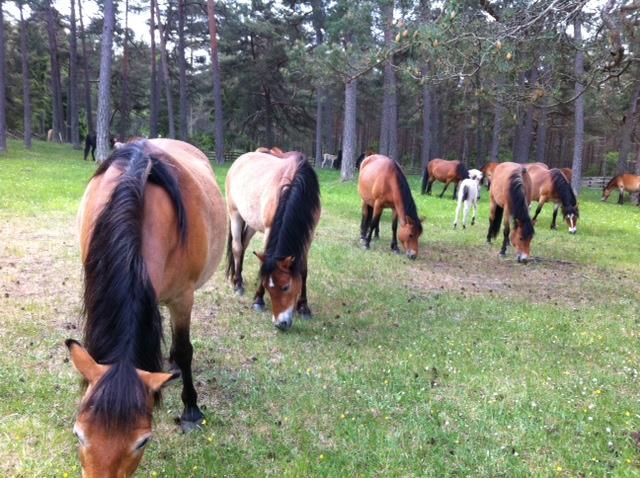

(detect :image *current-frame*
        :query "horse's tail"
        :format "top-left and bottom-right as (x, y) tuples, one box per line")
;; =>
(456, 161), (469, 180)
(551, 169), (578, 216)
(509, 170), (534, 241)
(488, 203), (503, 240)
(81, 141), (187, 431)
(225, 219), (234, 279)
(421, 164), (429, 194)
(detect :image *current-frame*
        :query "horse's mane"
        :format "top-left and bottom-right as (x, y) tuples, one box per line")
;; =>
(508, 169), (534, 241)
(603, 174), (620, 192)
(456, 161), (468, 180)
(550, 169), (578, 217)
(392, 161), (423, 234)
(260, 159), (320, 279)
(83, 142), (187, 432)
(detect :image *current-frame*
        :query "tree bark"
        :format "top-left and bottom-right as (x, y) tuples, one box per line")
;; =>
(19, 3), (32, 149)
(489, 98), (504, 163)
(46, 0), (64, 142)
(69, 0), (80, 148)
(118, 0), (130, 141)
(96, 0), (115, 162)
(149, 0), (159, 137)
(379, 1), (397, 160)
(341, 78), (357, 181)
(571, 15), (585, 193)
(264, 86), (274, 147)
(325, 94), (336, 153)
(420, 65), (432, 170)
(617, 83), (640, 173)
(177, 0), (188, 140)
(78, 0), (92, 132)
(535, 99), (549, 164)
(315, 87), (325, 165)
(207, 0), (224, 164)
(155, 0), (176, 138)
(0, 0), (5, 153)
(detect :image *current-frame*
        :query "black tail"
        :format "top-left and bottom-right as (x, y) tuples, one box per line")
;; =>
(508, 170), (534, 241)
(421, 164), (429, 194)
(488, 204), (504, 240)
(82, 141), (186, 431)
(225, 220), (234, 279)
(550, 169), (578, 217)
(456, 161), (468, 180)
(461, 184), (469, 202)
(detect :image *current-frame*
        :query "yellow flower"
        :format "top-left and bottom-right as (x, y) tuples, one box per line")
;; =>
(319, 454), (325, 460)
(626, 411), (631, 417)
(202, 419), (207, 426)
(340, 414), (346, 419)
(556, 465), (562, 472)
(63, 474), (69, 478)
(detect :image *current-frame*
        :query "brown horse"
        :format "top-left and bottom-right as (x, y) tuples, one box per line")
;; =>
(487, 162), (535, 263)
(561, 167), (573, 183)
(421, 158), (468, 198)
(602, 174), (640, 205)
(528, 165), (579, 233)
(226, 151), (320, 330)
(359, 154), (423, 259)
(67, 139), (226, 476)
(480, 162), (498, 189)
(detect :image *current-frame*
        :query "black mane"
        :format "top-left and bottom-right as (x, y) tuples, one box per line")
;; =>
(508, 170), (534, 241)
(260, 159), (320, 279)
(392, 161), (423, 234)
(550, 168), (578, 217)
(82, 141), (186, 431)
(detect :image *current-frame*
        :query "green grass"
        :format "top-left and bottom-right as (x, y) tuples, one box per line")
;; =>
(1, 139), (640, 477)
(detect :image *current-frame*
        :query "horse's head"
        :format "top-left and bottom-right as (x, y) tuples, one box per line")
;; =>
(255, 254), (302, 331)
(510, 220), (534, 263)
(398, 216), (423, 260)
(563, 205), (579, 234)
(468, 169), (483, 182)
(65, 340), (177, 478)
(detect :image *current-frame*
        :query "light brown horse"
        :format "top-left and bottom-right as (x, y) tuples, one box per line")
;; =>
(480, 162), (498, 189)
(226, 151), (320, 330)
(67, 139), (227, 477)
(602, 173), (640, 205)
(528, 165), (579, 233)
(359, 154), (423, 259)
(561, 167), (573, 183)
(421, 158), (468, 198)
(487, 162), (535, 263)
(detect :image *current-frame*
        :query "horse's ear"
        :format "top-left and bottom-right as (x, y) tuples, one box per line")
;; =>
(138, 370), (180, 393)
(65, 339), (108, 385)
(405, 216), (414, 226)
(278, 256), (295, 270)
(253, 251), (266, 263)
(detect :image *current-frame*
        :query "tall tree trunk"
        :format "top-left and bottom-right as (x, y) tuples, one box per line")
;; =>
(149, 0), (159, 137)
(0, 0), (6, 152)
(46, 0), (64, 142)
(489, 81), (504, 162)
(571, 15), (585, 193)
(341, 78), (357, 181)
(617, 83), (640, 173)
(96, 0), (115, 162)
(118, 0), (130, 141)
(420, 65), (432, 170)
(379, 1), (397, 160)
(315, 88), (325, 165)
(78, 0), (92, 132)
(155, 0), (175, 138)
(430, 91), (441, 158)
(515, 68), (538, 163)
(207, 0), (224, 164)
(264, 86), (274, 147)
(177, 0), (188, 140)
(325, 95), (336, 153)
(19, 4), (32, 149)
(535, 100), (549, 164)
(68, 0), (80, 148)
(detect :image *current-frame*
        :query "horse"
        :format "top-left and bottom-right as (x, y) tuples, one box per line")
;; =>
(602, 174), (640, 205)
(84, 131), (116, 161)
(66, 139), (227, 476)
(453, 169), (483, 229)
(421, 158), (468, 198)
(226, 151), (321, 331)
(528, 165), (579, 233)
(321, 153), (337, 169)
(480, 162), (498, 189)
(256, 146), (285, 157)
(561, 167), (573, 182)
(487, 162), (535, 263)
(359, 154), (423, 259)
(356, 149), (375, 169)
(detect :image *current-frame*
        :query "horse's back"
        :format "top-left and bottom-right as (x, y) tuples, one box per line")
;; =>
(525, 163), (550, 201)
(358, 154), (395, 204)
(490, 162), (528, 207)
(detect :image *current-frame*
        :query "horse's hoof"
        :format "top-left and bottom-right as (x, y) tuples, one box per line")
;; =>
(253, 302), (266, 312)
(299, 310), (312, 320)
(453, 224), (457, 229)
(499, 252), (507, 258)
(362, 244), (370, 250)
(180, 419), (202, 433)
(234, 286), (244, 296)
(391, 247), (400, 255)
(462, 225), (466, 230)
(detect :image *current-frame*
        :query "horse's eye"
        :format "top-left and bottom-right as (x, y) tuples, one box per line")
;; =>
(281, 283), (291, 292)
(73, 427), (86, 446)
(134, 436), (151, 452)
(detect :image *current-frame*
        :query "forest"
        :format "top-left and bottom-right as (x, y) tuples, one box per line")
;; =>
(0, 0), (638, 185)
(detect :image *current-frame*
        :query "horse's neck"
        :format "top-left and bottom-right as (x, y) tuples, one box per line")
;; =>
(391, 178), (408, 224)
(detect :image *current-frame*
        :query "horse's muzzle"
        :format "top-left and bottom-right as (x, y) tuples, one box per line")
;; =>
(516, 253), (529, 264)
(569, 227), (577, 234)
(406, 250), (417, 260)
(274, 309), (293, 331)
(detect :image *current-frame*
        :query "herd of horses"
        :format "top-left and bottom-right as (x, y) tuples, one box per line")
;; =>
(64, 139), (638, 476)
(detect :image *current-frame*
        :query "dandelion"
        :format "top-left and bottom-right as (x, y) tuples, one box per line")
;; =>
(340, 414), (346, 419)
(626, 411), (631, 417)
(63, 474), (69, 478)
(593, 389), (602, 395)
(319, 454), (325, 460)
(208, 436), (213, 443)
(202, 419), (207, 426)
(556, 465), (562, 472)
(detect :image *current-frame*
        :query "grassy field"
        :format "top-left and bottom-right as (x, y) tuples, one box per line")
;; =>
(1, 139), (640, 477)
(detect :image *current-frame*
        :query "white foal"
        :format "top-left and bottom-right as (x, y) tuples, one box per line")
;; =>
(453, 169), (483, 229)
(321, 153), (337, 169)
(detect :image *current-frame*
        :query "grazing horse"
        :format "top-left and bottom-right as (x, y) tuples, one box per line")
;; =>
(487, 162), (535, 263)
(226, 151), (321, 331)
(561, 167), (573, 183)
(321, 153), (337, 169)
(454, 169), (483, 229)
(421, 158), (468, 198)
(359, 154), (423, 259)
(602, 174), (640, 205)
(84, 131), (116, 161)
(528, 165), (579, 233)
(66, 139), (226, 476)
(480, 162), (498, 189)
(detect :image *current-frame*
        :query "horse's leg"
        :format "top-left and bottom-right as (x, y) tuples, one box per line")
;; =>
(253, 282), (266, 312)
(168, 296), (203, 431)
(487, 198), (497, 243)
(551, 204), (560, 230)
(471, 199), (477, 226)
(295, 254), (312, 319)
(532, 198), (546, 224)
(453, 195), (462, 229)
(500, 218), (510, 256)
(452, 181), (458, 200)
(360, 202), (373, 242)
(365, 202), (383, 249)
(390, 210), (399, 253)
(229, 214), (249, 295)
(91, 144), (96, 162)
(462, 199), (471, 229)
(439, 181), (450, 198)
(427, 178), (434, 195)
(83, 141), (90, 161)
(619, 188), (624, 204)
